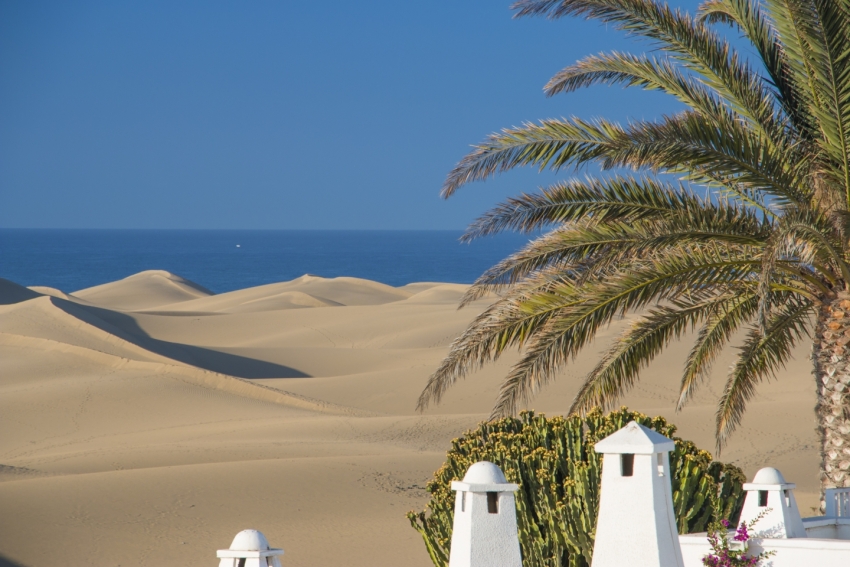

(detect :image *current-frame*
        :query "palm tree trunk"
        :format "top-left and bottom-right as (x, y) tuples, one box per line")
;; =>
(814, 293), (850, 501)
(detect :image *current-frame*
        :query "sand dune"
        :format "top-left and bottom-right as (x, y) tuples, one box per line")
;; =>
(149, 274), (410, 315)
(402, 283), (469, 304)
(0, 270), (821, 567)
(27, 285), (92, 304)
(73, 270), (214, 311)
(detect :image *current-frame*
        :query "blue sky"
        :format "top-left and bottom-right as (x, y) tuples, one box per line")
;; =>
(1, 1), (703, 230)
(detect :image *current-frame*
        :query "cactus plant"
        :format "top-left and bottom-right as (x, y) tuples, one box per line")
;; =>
(408, 408), (745, 567)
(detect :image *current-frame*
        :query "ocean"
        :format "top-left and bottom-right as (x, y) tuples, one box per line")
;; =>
(0, 229), (533, 293)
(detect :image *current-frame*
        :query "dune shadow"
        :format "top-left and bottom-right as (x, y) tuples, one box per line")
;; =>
(0, 278), (42, 305)
(158, 343), (310, 378)
(0, 553), (28, 567)
(51, 299), (310, 379)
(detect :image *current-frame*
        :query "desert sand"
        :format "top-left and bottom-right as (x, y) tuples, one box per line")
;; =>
(0, 270), (820, 567)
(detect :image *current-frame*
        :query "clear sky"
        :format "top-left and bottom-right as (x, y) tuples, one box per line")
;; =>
(1, 0), (702, 230)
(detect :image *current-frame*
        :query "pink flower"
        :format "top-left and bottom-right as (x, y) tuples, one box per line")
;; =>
(733, 523), (749, 542)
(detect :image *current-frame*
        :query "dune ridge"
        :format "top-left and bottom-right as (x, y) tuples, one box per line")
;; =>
(147, 274), (412, 314)
(73, 270), (214, 311)
(0, 270), (821, 567)
(27, 285), (92, 304)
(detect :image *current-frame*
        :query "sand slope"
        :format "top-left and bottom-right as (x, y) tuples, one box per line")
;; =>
(0, 278), (42, 305)
(146, 275), (410, 314)
(27, 285), (93, 304)
(73, 270), (214, 311)
(0, 271), (821, 567)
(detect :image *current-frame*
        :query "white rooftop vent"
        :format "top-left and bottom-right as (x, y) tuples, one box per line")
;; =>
(740, 468), (806, 538)
(448, 461), (522, 567)
(594, 421), (676, 455)
(217, 529), (283, 567)
(591, 421), (684, 567)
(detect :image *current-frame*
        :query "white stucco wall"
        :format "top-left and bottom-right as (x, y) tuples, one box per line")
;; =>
(679, 482), (850, 566)
(803, 517), (850, 539)
(680, 532), (850, 567)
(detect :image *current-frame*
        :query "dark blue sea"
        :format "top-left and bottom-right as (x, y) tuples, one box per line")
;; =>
(0, 229), (532, 294)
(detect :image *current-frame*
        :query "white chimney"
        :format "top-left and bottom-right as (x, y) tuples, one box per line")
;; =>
(216, 529), (283, 567)
(740, 467), (806, 538)
(591, 421), (684, 567)
(448, 461), (522, 567)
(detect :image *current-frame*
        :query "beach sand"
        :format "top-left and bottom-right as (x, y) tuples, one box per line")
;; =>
(0, 270), (820, 567)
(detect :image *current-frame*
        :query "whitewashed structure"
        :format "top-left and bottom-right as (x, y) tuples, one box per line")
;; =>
(679, 474), (850, 567)
(738, 467), (806, 538)
(448, 461), (522, 567)
(591, 421), (685, 567)
(212, 428), (850, 567)
(217, 529), (283, 567)
(589, 423), (850, 566)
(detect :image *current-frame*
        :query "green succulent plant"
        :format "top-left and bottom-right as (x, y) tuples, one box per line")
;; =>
(408, 408), (745, 567)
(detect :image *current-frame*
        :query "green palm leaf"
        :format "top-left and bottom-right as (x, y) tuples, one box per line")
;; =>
(679, 290), (760, 409)
(513, 0), (785, 135)
(486, 247), (765, 416)
(461, 175), (703, 240)
(715, 296), (814, 447)
(570, 296), (740, 415)
(698, 0), (799, 122)
(443, 112), (806, 207)
(459, 188), (768, 306)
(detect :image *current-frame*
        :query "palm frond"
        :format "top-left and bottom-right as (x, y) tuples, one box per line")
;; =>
(416, 269), (580, 410)
(459, 225), (633, 306)
(678, 290), (760, 409)
(442, 117), (622, 197)
(461, 175), (704, 241)
(772, 209), (850, 283)
(443, 112), (806, 207)
(511, 0), (786, 139)
(488, 246), (766, 416)
(569, 295), (735, 416)
(715, 295), (814, 448)
(808, 0), (850, 201)
(546, 52), (730, 121)
(767, 0), (850, 199)
(460, 194), (769, 306)
(698, 0), (803, 128)
(617, 111), (807, 204)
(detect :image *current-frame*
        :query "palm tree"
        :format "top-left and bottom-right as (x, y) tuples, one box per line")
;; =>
(418, 0), (850, 495)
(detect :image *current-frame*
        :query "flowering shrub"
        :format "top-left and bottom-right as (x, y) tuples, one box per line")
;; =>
(702, 497), (775, 566)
